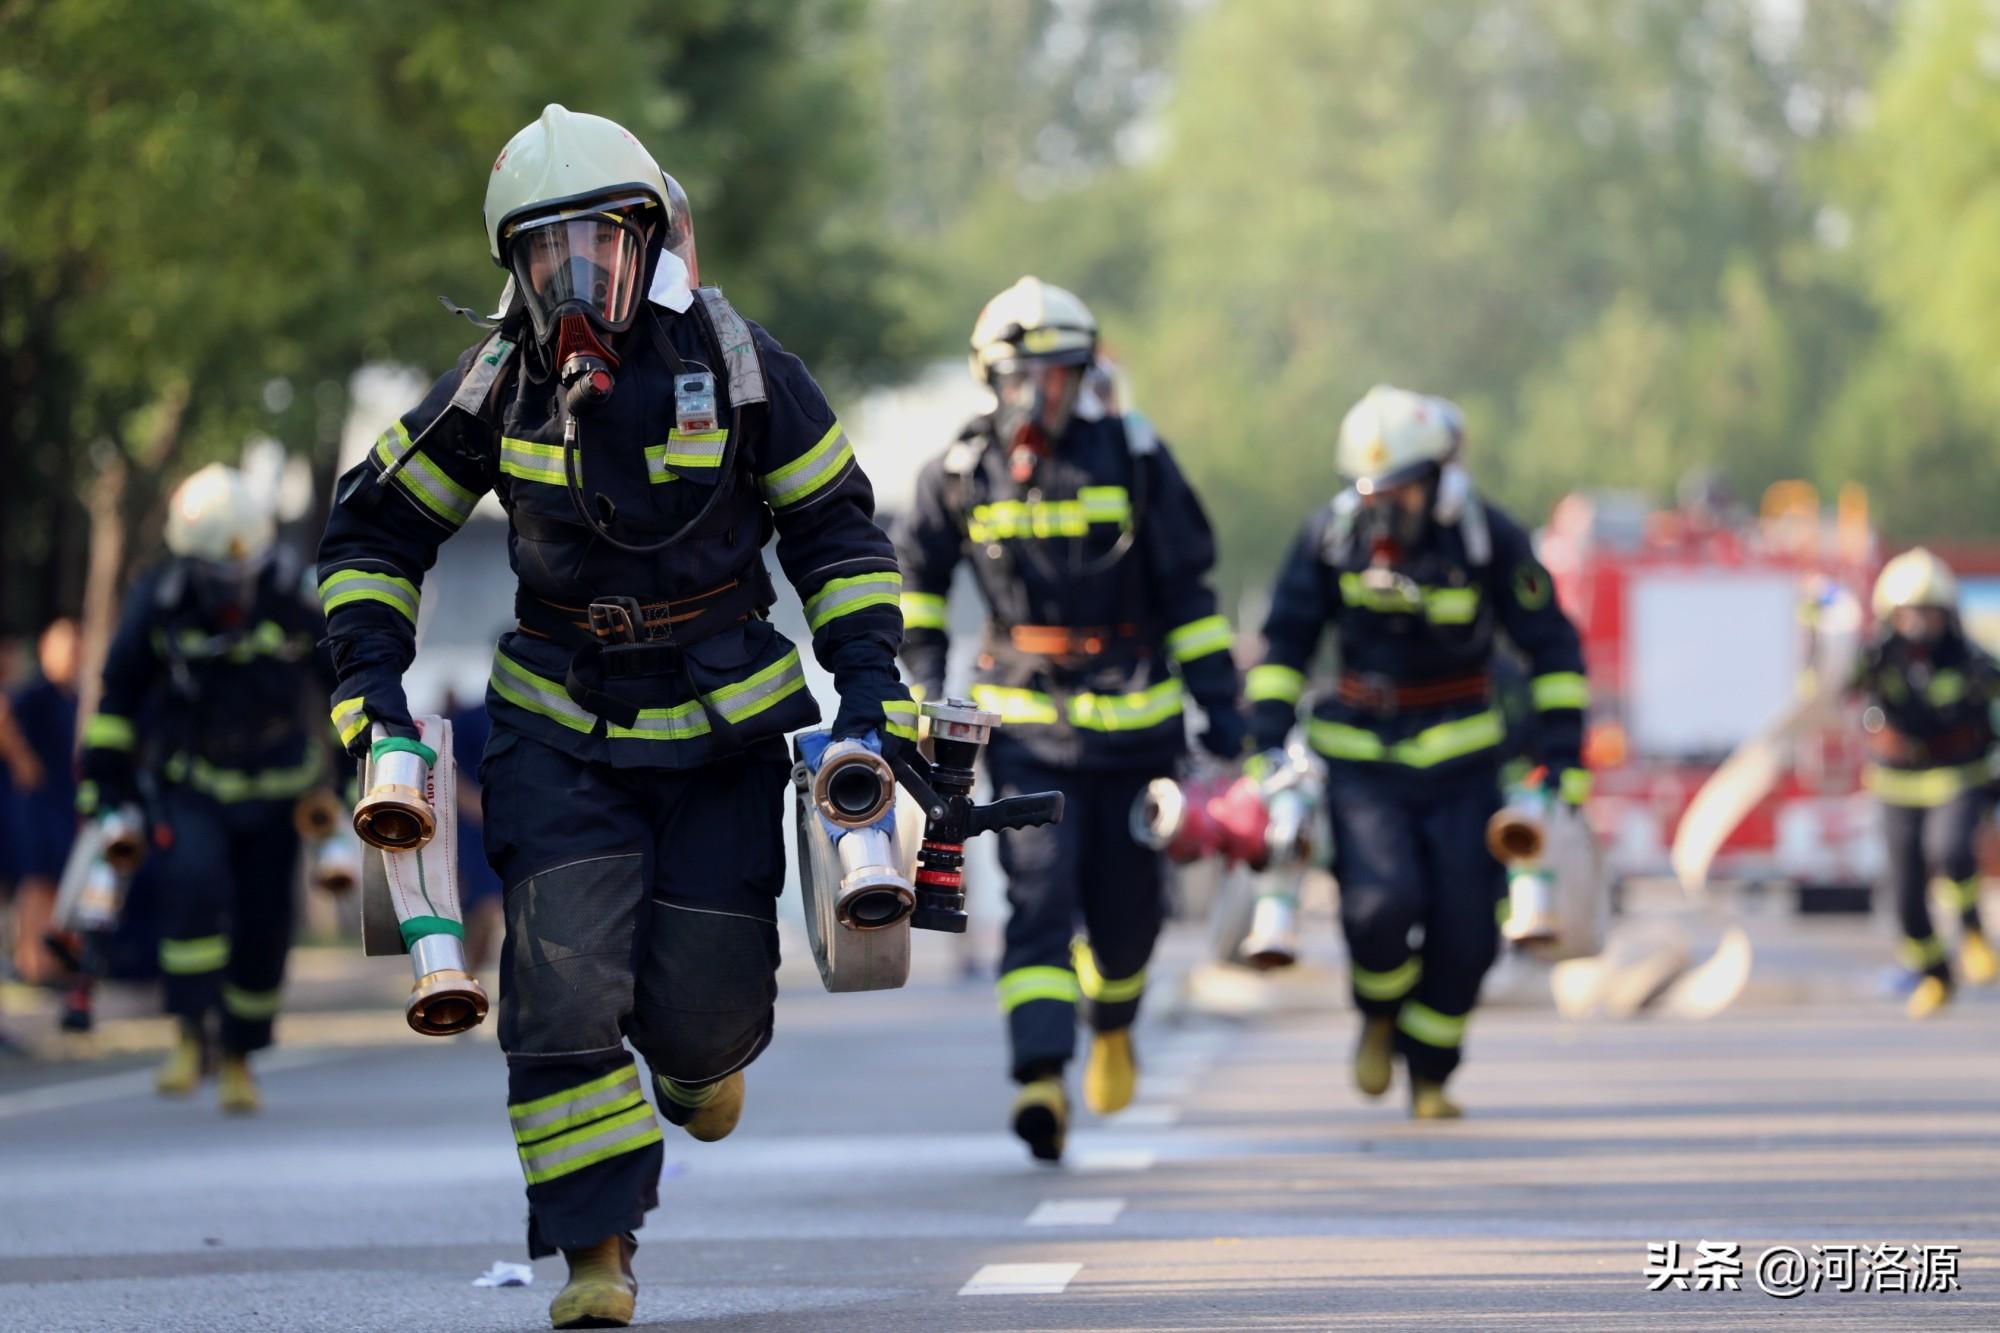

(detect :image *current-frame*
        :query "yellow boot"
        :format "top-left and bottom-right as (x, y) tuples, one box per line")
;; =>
(1011, 1077), (1067, 1164)
(1083, 1028), (1137, 1115)
(658, 1071), (743, 1143)
(1410, 1078), (1463, 1121)
(1960, 931), (1997, 987)
(1906, 975), (1951, 1019)
(549, 1235), (636, 1330)
(154, 1030), (204, 1097)
(1353, 1015), (1394, 1098)
(218, 1053), (261, 1114)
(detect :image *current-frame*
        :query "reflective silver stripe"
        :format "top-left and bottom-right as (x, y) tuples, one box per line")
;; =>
(695, 287), (767, 406)
(500, 437), (567, 486)
(707, 650), (808, 724)
(393, 450), (478, 527)
(319, 569), (419, 624)
(510, 1068), (645, 1141)
(489, 650), (596, 732)
(760, 423), (853, 510)
(660, 429), (727, 469)
(517, 1102), (662, 1186)
(804, 571), (902, 632)
(372, 421), (413, 467)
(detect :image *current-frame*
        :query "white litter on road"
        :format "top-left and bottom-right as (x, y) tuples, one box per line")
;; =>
(1027, 1198), (1125, 1226)
(472, 1261), (534, 1288)
(959, 1262), (1082, 1295)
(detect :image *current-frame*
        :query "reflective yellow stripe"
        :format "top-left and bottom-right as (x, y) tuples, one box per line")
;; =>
(804, 571), (902, 632)
(1339, 572), (1482, 625)
(84, 714), (134, 751)
(1396, 1001), (1467, 1048)
(500, 436), (568, 486)
(997, 965), (1080, 1013)
(900, 591), (948, 630)
(1424, 586), (1482, 624)
(509, 1066), (647, 1142)
(968, 681), (1184, 731)
(164, 750), (325, 803)
(1351, 957), (1421, 1001)
(1531, 672), (1591, 711)
(967, 487), (1131, 543)
(1077, 486), (1132, 526)
(1071, 939), (1145, 1004)
(331, 697), (370, 748)
(705, 649), (809, 724)
(1898, 934), (1947, 970)
(970, 684), (1061, 726)
(517, 1102), (662, 1186)
(881, 698), (919, 743)
(1934, 876), (1984, 914)
(760, 422), (853, 509)
(1864, 760), (1993, 808)
(391, 445), (478, 527)
(1559, 767), (1593, 805)
(1927, 671), (1967, 707)
(223, 984), (283, 1020)
(1247, 664), (1306, 706)
(161, 935), (229, 975)
(659, 427), (728, 470)
(318, 567), (420, 624)
(1166, 615), (1233, 664)
(491, 649), (598, 733)
(1068, 679), (1184, 732)
(1306, 710), (1503, 767)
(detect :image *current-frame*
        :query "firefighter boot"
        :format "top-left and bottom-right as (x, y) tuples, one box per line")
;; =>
(659, 1071), (744, 1143)
(1960, 931), (1997, 987)
(1410, 1078), (1464, 1121)
(155, 1027), (206, 1097)
(549, 1234), (637, 1330)
(218, 1053), (261, 1114)
(1011, 1077), (1068, 1164)
(1353, 1015), (1395, 1098)
(1083, 1028), (1137, 1115)
(1906, 975), (1952, 1019)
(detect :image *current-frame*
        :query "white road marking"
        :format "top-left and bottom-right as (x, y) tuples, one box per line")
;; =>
(1143, 1073), (1194, 1098)
(0, 1046), (343, 1121)
(1027, 1198), (1125, 1226)
(960, 1262), (1082, 1295)
(1106, 1103), (1180, 1127)
(1070, 1148), (1157, 1173)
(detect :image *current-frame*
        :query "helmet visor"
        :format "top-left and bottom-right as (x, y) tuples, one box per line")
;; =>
(506, 202), (652, 340)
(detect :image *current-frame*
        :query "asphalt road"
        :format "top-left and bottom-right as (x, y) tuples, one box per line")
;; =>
(1, 938), (1995, 1332)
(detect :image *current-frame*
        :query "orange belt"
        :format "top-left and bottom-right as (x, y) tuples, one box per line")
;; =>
(1337, 671), (1490, 716)
(1007, 623), (1143, 658)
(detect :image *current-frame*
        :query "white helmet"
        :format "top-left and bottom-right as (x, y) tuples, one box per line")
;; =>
(165, 464), (274, 565)
(968, 276), (1098, 386)
(484, 105), (697, 341)
(1336, 384), (1461, 493)
(1873, 547), (1958, 620)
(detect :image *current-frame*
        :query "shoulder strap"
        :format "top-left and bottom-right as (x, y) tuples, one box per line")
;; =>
(692, 286), (768, 407)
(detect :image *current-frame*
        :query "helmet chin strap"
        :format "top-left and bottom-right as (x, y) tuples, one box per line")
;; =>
(556, 313), (619, 417)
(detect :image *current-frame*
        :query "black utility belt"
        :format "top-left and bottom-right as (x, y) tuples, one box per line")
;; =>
(514, 573), (772, 657)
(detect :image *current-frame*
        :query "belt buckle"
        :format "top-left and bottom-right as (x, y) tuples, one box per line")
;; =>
(588, 596), (646, 645)
(1355, 671), (1398, 718)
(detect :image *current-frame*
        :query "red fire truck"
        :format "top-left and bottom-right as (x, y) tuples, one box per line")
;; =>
(1538, 482), (1880, 898)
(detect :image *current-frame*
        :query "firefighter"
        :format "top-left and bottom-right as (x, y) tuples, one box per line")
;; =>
(1856, 548), (1998, 1018)
(894, 277), (1244, 1163)
(317, 106), (913, 1329)
(1245, 386), (1587, 1120)
(77, 464), (334, 1113)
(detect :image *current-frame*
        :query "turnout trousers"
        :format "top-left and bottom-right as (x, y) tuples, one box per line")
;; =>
(1881, 790), (1987, 983)
(481, 729), (787, 1258)
(153, 787), (300, 1055)
(1327, 764), (1505, 1084)
(989, 744), (1167, 1084)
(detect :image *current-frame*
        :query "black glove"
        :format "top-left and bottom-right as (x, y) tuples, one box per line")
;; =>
(77, 749), (137, 816)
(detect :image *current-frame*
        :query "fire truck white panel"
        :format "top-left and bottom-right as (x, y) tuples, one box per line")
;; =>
(1629, 572), (1800, 758)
